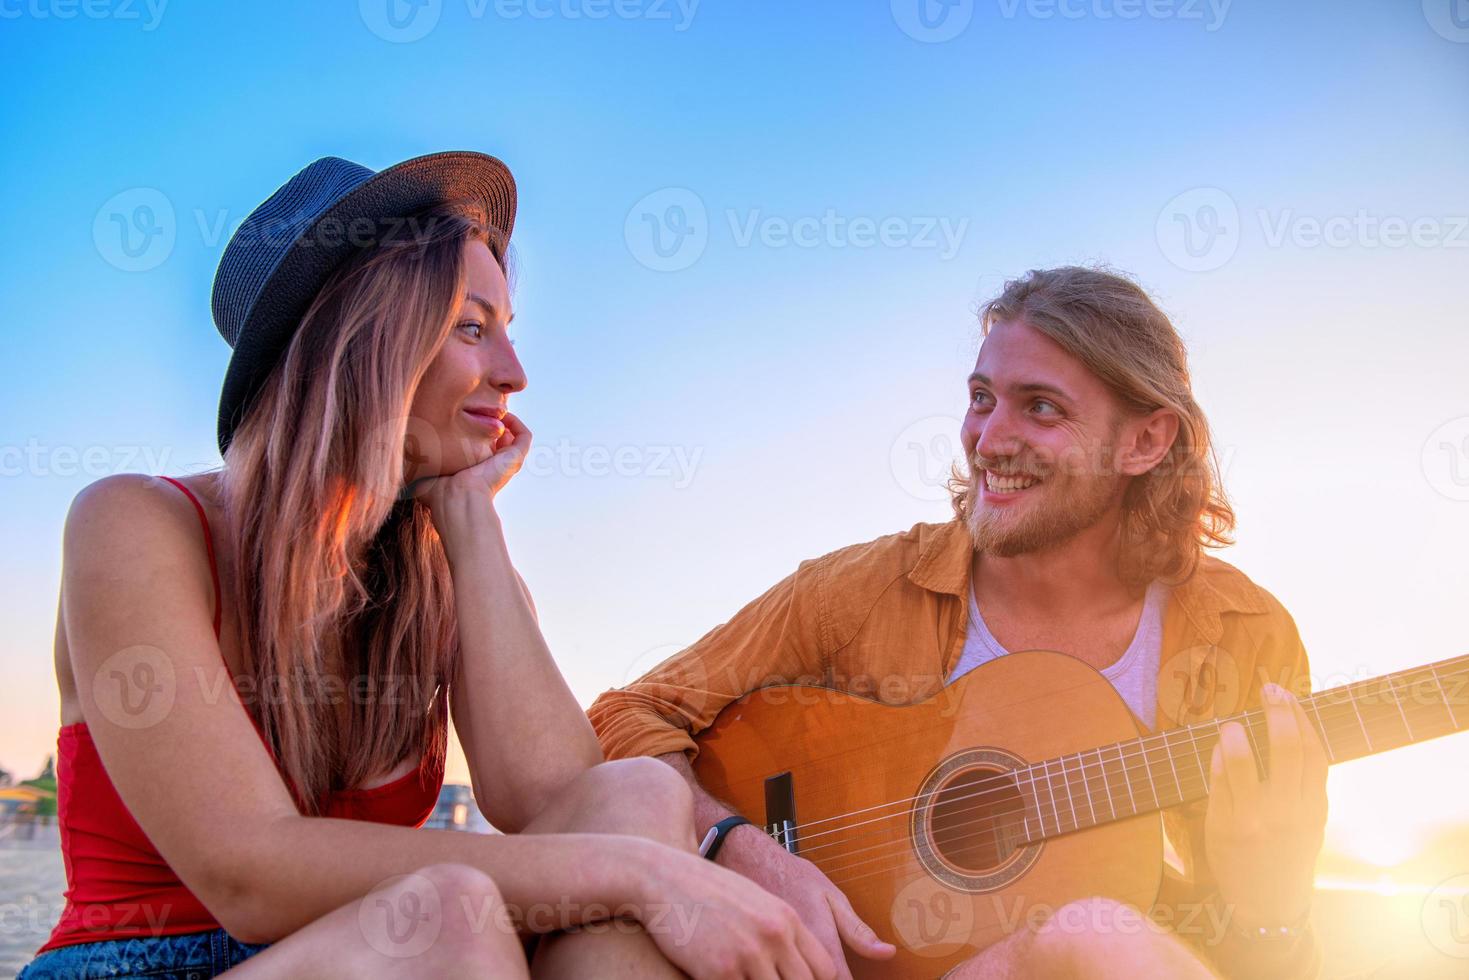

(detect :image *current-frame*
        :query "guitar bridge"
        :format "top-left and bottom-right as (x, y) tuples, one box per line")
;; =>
(763, 771), (799, 854)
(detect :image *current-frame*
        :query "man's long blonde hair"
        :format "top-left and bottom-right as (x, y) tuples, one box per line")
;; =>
(218, 202), (505, 814)
(952, 266), (1235, 586)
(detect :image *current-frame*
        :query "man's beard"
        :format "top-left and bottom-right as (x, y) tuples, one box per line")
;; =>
(964, 456), (1120, 557)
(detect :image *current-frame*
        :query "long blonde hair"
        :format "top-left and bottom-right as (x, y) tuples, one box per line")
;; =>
(952, 266), (1235, 586)
(219, 202), (506, 814)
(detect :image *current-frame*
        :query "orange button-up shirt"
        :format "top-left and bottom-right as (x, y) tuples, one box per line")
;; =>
(589, 519), (1321, 979)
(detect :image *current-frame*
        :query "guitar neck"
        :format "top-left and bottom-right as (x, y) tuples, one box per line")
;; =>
(1017, 653), (1469, 843)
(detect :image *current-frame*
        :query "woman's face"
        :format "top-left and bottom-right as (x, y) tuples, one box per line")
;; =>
(406, 238), (525, 479)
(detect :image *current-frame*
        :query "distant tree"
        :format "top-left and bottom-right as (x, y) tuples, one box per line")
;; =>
(0, 767), (13, 787)
(19, 756), (58, 819)
(20, 760), (58, 818)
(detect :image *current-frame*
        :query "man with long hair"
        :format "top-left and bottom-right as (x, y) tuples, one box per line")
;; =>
(591, 266), (1327, 979)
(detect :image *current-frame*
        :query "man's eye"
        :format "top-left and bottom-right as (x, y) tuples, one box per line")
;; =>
(970, 390), (991, 409)
(1032, 399), (1060, 416)
(459, 321), (484, 339)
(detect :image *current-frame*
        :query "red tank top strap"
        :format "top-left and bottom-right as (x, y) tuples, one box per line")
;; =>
(157, 476), (222, 640)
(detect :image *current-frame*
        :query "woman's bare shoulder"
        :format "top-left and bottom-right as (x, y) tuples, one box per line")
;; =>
(64, 471), (228, 609)
(70, 471), (220, 518)
(57, 474), (225, 713)
(65, 472), (229, 564)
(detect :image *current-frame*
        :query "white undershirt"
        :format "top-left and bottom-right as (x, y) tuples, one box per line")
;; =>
(946, 580), (1168, 730)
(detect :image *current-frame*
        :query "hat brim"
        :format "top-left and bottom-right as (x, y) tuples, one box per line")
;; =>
(217, 150), (516, 455)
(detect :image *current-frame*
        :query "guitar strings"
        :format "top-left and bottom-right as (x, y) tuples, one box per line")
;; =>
(814, 694), (1464, 890)
(780, 701), (1251, 851)
(790, 718), (1235, 862)
(793, 695), (1340, 857)
(760, 657), (1467, 857)
(811, 691), (1461, 884)
(770, 678), (1468, 890)
(808, 722), (1232, 879)
(790, 657), (1469, 846)
(824, 755), (1225, 891)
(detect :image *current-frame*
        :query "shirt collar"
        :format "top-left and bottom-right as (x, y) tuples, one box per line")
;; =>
(908, 520), (1270, 642)
(907, 519), (976, 597)
(1170, 554), (1271, 642)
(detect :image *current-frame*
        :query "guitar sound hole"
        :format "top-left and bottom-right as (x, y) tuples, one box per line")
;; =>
(928, 766), (1025, 872)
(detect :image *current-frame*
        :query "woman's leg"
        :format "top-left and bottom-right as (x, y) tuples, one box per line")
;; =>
(519, 758), (697, 978)
(222, 862), (529, 978)
(533, 923), (688, 979)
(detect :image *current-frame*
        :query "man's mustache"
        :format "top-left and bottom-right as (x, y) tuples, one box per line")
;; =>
(969, 451), (1051, 480)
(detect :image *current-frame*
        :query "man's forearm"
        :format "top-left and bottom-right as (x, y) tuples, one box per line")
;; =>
(657, 751), (778, 875)
(658, 751), (739, 835)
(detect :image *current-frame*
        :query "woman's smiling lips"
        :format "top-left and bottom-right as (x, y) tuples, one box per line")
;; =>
(462, 406), (507, 438)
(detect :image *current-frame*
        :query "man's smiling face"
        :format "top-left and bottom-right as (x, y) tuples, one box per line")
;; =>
(959, 319), (1129, 557)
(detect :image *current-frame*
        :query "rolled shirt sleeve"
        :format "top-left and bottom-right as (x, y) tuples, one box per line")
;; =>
(589, 554), (832, 763)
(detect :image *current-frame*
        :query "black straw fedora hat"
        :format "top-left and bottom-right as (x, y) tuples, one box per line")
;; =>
(212, 151), (516, 455)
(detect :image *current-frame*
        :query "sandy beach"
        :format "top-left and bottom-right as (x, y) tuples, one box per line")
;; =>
(0, 828), (64, 978)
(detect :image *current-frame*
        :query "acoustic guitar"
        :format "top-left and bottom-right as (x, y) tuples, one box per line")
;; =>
(692, 650), (1469, 978)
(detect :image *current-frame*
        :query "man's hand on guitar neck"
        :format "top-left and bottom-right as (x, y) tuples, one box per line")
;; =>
(659, 752), (898, 979)
(1206, 682), (1329, 945)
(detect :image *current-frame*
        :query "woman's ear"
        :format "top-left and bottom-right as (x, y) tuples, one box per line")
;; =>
(1119, 408), (1180, 476)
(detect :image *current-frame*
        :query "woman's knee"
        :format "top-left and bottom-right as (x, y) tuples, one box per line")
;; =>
(234, 863), (527, 978)
(572, 758), (696, 850)
(372, 863), (524, 972)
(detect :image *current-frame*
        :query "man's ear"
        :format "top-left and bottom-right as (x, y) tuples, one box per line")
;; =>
(1118, 408), (1180, 476)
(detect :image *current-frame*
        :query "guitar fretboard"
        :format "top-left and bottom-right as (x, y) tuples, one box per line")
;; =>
(1014, 653), (1469, 844)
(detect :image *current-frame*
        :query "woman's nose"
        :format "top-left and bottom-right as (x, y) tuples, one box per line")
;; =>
(488, 337), (527, 394)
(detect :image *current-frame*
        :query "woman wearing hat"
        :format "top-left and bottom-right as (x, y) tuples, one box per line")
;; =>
(19, 154), (835, 979)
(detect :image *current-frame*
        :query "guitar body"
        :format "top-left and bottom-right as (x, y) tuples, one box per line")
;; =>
(694, 651), (1165, 979)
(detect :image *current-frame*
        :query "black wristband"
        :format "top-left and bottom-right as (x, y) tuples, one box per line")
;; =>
(699, 815), (753, 862)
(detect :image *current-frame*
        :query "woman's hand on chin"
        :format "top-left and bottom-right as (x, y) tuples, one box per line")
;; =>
(413, 411), (532, 535)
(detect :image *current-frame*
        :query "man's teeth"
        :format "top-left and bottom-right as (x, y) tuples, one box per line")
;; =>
(985, 472), (1039, 493)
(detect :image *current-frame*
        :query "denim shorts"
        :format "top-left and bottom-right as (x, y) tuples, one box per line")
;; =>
(16, 930), (271, 979)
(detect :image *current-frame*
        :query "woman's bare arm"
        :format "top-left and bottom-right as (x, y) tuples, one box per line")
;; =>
(445, 511), (602, 833)
(61, 475), (641, 943)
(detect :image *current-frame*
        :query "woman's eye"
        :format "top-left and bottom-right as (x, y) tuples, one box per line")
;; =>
(459, 321), (484, 340)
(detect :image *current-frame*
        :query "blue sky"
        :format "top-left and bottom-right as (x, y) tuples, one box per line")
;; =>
(2, 0), (1468, 870)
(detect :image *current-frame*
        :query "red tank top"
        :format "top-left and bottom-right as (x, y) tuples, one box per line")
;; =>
(39, 475), (445, 953)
